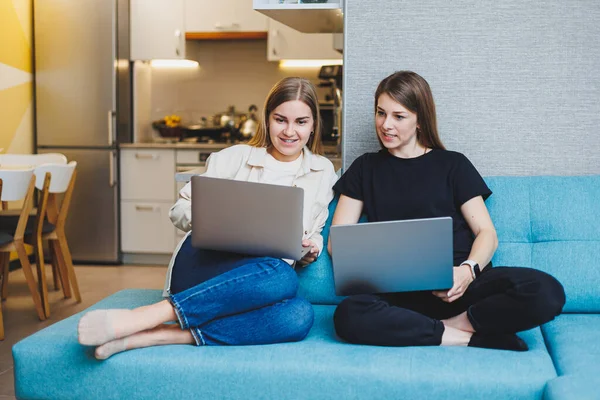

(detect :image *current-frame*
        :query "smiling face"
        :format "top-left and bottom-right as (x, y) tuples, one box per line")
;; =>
(267, 100), (314, 162)
(375, 92), (421, 157)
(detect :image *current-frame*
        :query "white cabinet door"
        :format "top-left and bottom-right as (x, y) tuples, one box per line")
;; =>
(131, 0), (185, 60)
(268, 20), (342, 61)
(234, 0), (268, 31)
(121, 201), (176, 253)
(186, 0), (267, 32)
(120, 149), (176, 201)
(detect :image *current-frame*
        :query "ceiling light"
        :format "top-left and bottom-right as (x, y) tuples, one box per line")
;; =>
(279, 59), (343, 68)
(150, 60), (199, 68)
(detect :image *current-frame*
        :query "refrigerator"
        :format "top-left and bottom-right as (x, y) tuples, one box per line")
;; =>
(35, 0), (131, 263)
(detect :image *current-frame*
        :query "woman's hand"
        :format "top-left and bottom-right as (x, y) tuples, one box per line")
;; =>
(297, 239), (318, 267)
(432, 265), (473, 303)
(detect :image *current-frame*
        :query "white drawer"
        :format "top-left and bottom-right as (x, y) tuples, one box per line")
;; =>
(121, 201), (176, 253)
(121, 149), (175, 201)
(176, 149), (214, 165)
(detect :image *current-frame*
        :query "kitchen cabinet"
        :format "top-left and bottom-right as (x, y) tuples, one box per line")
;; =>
(254, 0), (343, 34)
(130, 0), (185, 60)
(120, 146), (222, 256)
(268, 20), (342, 61)
(120, 149), (177, 253)
(185, 0), (267, 33)
(121, 149), (176, 201)
(121, 202), (177, 254)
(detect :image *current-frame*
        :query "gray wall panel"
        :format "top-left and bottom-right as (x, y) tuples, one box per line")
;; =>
(343, 0), (600, 175)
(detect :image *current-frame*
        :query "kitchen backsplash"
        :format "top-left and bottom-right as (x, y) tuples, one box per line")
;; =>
(134, 40), (330, 142)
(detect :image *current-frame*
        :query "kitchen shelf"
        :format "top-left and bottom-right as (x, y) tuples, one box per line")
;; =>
(253, 1), (343, 33)
(185, 32), (268, 40)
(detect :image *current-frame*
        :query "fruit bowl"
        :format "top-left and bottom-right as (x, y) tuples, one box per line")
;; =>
(152, 115), (182, 139)
(152, 121), (182, 139)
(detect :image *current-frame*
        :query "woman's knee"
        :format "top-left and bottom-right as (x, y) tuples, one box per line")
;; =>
(536, 271), (566, 318)
(246, 258), (299, 302)
(516, 268), (566, 323)
(279, 297), (314, 342)
(333, 295), (382, 343)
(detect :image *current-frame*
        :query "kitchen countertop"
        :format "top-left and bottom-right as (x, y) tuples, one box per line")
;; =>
(121, 142), (341, 155)
(120, 142), (232, 150)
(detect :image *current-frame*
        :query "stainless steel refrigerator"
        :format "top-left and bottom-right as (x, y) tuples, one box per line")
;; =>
(35, 0), (131, 263)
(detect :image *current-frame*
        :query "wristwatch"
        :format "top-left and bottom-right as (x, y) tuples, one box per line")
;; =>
(460, 259), (481, 280)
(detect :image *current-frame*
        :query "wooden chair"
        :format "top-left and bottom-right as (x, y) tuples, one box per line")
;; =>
(0, 154), (68, 305)
(0, 168), (46, 340)
(28, 162), (80, 318)
(0, 154), (67, 206)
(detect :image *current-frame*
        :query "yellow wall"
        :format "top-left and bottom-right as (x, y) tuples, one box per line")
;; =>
(0, 0), (33, 154)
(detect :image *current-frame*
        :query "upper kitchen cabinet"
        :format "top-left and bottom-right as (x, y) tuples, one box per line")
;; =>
(268, 20), (342, 61)
(185, 0), (268, 39)
(254, 0), (343, 34)
(130, 0), (185, 60)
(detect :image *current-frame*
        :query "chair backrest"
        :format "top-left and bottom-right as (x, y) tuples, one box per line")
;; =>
(0, 168), (35, 201)
(0, 168), (36, 241)
(0, 153), (67, 168)
(33, 162), (77, 193)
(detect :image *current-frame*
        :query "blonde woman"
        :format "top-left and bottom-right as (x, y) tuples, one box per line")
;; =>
(78, 78), (337, 359)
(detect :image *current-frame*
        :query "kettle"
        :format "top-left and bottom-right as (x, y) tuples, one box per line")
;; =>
(212, 106), (244, 131)
(238, 105), (259, 140)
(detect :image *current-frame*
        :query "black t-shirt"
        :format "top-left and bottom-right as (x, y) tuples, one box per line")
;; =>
(333, 149), (492, 265)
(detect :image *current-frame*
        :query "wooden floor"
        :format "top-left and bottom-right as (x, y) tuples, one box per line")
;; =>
(0, 264), (168, 399)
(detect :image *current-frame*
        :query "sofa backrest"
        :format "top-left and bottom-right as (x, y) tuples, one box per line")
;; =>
(297, 176), (600, 313)
(486, 176), (600, 313)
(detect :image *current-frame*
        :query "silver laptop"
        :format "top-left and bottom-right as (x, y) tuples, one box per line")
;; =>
(330, 217), (453, 295)
(191, 176), (311, 260)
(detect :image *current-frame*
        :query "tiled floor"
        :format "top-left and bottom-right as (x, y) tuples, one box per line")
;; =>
(0, 264), (167, 399)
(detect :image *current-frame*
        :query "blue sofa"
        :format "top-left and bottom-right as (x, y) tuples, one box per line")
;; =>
(12, 176), (600, 399)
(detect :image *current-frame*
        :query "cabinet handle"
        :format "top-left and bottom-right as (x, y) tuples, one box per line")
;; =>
(135, 205), (157, 212)
(107, 110), (114, 145)
(135, 153), (158, 160)
(174, 29), (182, 56)
(271, 30), (279, 57)
(109, 151), (115, 188)
(215, 22), (241, 30)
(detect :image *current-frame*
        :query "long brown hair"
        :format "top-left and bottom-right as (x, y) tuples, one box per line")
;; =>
(374, 71), (446, 150)
(249, 77), (323, 155)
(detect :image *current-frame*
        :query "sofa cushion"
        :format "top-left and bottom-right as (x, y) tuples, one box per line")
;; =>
(543, 373), (600, 400)
(530, 176), (600, 313)
(297, 196), (345, 305)
(485, 177), (533, 243)
(541, 314), (600, 376)
(13, 289), (557, 400)
(530, 176), (600, 243)
(533, 241), (600, 312)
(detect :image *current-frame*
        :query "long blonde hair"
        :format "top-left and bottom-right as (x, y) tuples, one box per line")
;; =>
(249, 77), (323, 155)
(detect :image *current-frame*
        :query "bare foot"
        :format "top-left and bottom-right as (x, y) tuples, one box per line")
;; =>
(94, 325), (194, 360)
(440, 324), (472, 346)
(78, 301), (177, 346)
(442, 311), (475, 333)
(95, 338), (128, 360)
(78, 309), (133, 346)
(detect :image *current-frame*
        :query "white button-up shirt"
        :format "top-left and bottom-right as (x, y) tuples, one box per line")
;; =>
(163, 144), (338, 294)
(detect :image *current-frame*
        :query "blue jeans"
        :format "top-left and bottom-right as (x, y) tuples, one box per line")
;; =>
(168, 236), (314, 346)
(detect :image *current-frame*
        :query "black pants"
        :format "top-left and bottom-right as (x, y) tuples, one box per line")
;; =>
(333, 266), (565, 346)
